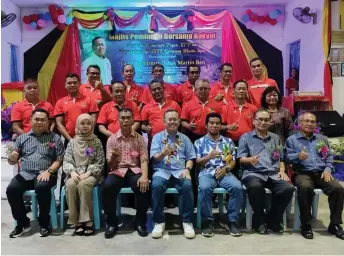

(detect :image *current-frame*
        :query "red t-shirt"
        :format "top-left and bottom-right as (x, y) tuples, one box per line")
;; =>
(97, 100), (141, 134)
(221, 102), (257, 142)
(11, 99), (54, 133)
(209, 81), (235, 105)
(181, 97), (222, 135)
(141, 82), (177, 105)
(141, 100), (181, 136)
(285, 78), (298, 96)
(124, 82), (143, 106)
(54, 93), (99, 137)
(247, 77), (278, 108)
(176, 80), (195, 105)
(79, 83), (111, 101)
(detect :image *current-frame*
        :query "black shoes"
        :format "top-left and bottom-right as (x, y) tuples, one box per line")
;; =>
(201, 220), (214, 237)
(104, 225), (118, 239)
(9, 225), (31, 238)
(301, 225), (313, 239)
(136, 225), (148, 237)
(229, 222), (242, 237)
(328, 224), (344, 240)
(267, 221), (284, 233)
(256, 224), (268, 234)
(39, 227), (51, 237)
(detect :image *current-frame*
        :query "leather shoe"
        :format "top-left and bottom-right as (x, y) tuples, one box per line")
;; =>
(301, 229), (313, 239)
(136, 225), (148, 237)
(39, 227), (51, 237)
(104, 226), (118, 239)
(255, 224), (268, 235)
(328, 224), (344, 240)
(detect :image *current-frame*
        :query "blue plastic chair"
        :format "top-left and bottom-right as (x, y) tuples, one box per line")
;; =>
(60, 185), (102, 230)
(14, 185), (58, 229)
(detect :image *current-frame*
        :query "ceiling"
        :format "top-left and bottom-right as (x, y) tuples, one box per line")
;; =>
(10, 0), (292, 8)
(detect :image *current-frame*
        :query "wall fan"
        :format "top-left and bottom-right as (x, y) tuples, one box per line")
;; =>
(293, 7), (317, 25)
(1, 10), (16, 28)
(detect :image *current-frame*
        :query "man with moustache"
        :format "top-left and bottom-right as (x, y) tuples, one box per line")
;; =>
(176, 64), (201, 106)
(210, 63), (235, 105)
(285, 112), (344, 240)
(122, 64), (143, 107)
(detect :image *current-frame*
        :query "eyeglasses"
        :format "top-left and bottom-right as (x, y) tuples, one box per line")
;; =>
(255, 118), (270, 123)
(300, 119), (316, 124)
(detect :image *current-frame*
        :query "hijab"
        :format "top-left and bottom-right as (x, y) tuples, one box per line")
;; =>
(72, 114), (96, 166)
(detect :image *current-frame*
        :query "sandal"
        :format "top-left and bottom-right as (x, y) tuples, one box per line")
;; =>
(84, 223), (95, 236)
(75, 224), (84, 236)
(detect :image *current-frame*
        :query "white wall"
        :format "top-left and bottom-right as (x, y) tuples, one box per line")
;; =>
(1, 0), (22, 83)
(283, 0), (325, 93)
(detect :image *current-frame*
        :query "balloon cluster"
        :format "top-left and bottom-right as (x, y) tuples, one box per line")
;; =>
(23, 5), (73, 31)
(241, 8), (284, 29)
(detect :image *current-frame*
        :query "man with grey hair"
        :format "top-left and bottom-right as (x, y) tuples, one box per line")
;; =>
(181, 78), (222, 143)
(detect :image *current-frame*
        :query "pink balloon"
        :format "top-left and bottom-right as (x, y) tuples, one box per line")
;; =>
(277, 15), (285, 22)
(57, 15), (66, 23)
(255, 9), (266, 16)
(37, 19), (46, 27)
(246, 21), (254, 30)
(26, 24), (33, 31)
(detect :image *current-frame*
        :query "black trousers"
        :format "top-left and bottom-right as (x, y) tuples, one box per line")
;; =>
(293, 171), (344, 227)
(102, 170), (150, 227)
(242, 176), (295, 227)
(6, 174), (57, 228)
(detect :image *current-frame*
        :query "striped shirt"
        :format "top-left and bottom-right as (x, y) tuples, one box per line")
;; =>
(14, 131), (65, 180)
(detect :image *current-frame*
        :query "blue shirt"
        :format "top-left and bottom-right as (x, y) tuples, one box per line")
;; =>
(194, 134), (236, 177)
(237, 130), (283, 181)
(150, 130), (196, 180)
(285, 132), (334, 173)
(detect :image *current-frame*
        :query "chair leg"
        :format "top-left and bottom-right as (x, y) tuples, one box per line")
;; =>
(293, 193), (300, 231)
(312, 194), (319, 219)
(283, 211), (287, 229)
(31, 195), (38, 221)
(178, 195), (182, 216)
(196, 195), (201, 229)
(246, 195), (252, 230)
(60, 188), (66, 229)
(50, 188), (58, 229)
(93, 188), (100, 230)
(218, 194), (224, 215)
(116, 194), (122, 217)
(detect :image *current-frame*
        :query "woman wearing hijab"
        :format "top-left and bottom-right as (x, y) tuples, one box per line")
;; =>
(63, 114), (105, 235)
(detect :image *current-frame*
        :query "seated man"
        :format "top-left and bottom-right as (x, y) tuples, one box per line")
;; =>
(6, 109), (64, 238)
(195, 112), (243, 237)
(150, 109), (196, 239)
(237, 109), (294, 234)
(285, 112), (344, 240)
(103, 108), (149, 239)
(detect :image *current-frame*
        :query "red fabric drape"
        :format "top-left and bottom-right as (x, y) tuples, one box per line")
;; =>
(47, 22), (81, 105)
(324, 1), (333, 104)
(221, 13), (252, 82)
(1, 82), (24, 90)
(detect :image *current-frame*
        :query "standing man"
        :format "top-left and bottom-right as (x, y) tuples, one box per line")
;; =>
(54, 74), (99, 144)
(176, 64), (200, 106)
(237, 109), (294, 234)
(221, 80), (257, 146)
(103, 108), (150, 239)
(141, 64), (177, 105)
(247, 58), (278, 108)
(79, 64), (112, 107)
(6, 109), (64, 238)
(81, 36), (112, 85)
(141, 79), (181, 138)
(122, 64), (143, 107)
(181, 79), (222, 143)
(150, 109), (196, 239)
(195, 112), (243, 237)
(11, 78), (55, 135)
(285, 112), (344, 240)
(97, 81), (141, 138)
(209, 63), (235, 105)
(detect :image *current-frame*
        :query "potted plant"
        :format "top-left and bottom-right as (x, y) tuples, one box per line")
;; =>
(330, 137), (344, 181)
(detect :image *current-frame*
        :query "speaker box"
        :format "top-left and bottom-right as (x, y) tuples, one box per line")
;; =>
(310, 111), (344, 137)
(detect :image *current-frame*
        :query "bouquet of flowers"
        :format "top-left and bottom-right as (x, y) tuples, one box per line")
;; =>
(1, 102), (18, 141)
(162, 136), (182, 167)
(269, 144), (283, 161)
(222, 144), (234, 166)
(316, 140), (329, 160)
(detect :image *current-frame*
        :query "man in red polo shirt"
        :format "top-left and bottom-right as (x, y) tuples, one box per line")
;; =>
(221, 80), (257, 146)
(122, 64), (143, 108)
(247, 58), (278, 108)
(141, 79), (181, 137)
(141, 64), (177, 106)
(11, 78), (55, 135)
(79, 64), (112, 107)
(54, 73), (99, 143)
(210, 63), (235, 105)
(97, 81), (141, 138)
(181, 78), (222, 143)
(176, 64), (200, 106)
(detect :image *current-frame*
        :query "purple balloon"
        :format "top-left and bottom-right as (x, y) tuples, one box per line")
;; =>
(277, 15), (285, 22)
(57, 15), (66, 23)
(246, 21), (254, 30)
(37, 19), (46, 27)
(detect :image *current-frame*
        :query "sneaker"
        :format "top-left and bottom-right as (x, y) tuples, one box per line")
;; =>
(201, 221), (214, 237)
(152, 223), (165, 239)
(229, 222), (242, 237)
(183, 222), (195, 239)
(9, 225), (31, 238)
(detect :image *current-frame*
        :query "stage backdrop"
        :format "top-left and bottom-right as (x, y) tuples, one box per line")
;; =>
(79, 29), (222, 85)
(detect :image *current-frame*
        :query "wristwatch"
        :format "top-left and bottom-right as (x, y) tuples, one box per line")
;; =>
(186, 167), (192, 171)
(47, 168), (54, 174)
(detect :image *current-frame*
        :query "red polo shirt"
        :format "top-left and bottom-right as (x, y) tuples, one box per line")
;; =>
(125, 82), (143, 106)
(80, 83), (111, 101)
(247, 77), (278, 108)
(210, 81), (234, 105)
(181, 97), (222, 135)
(221, 102), (257, 142)
(97, 100), (141, 134)
(54, 93), (99, 137)
(141, 82), (177, 105)
(176, 80), (195, 105)
(141, 100), (181, 136)
(11, 99), (54, 133)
